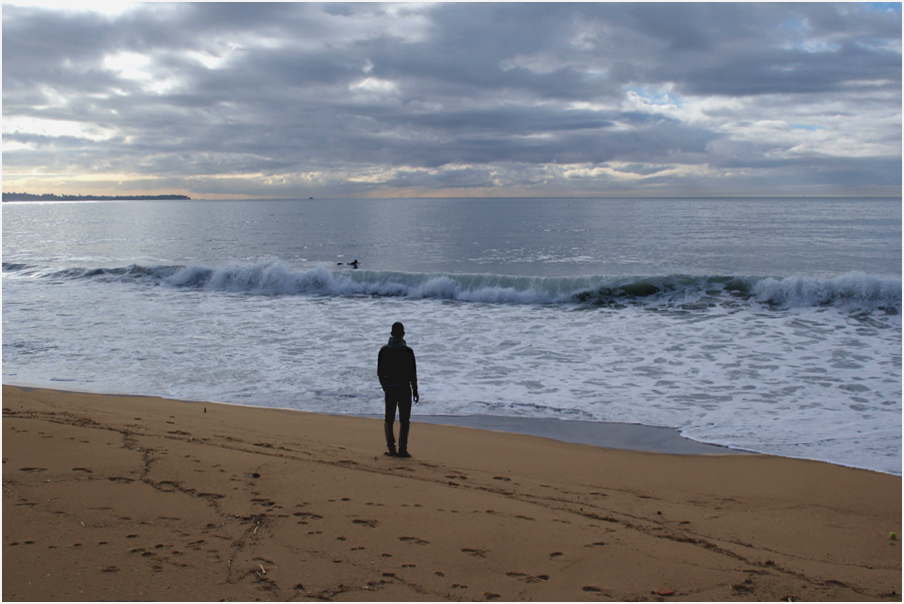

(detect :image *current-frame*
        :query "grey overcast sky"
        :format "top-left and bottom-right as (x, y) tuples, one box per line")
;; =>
(2, 2), (901, 199)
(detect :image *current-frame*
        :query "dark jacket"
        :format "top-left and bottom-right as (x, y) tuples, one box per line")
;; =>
(378, 336), (418, 397)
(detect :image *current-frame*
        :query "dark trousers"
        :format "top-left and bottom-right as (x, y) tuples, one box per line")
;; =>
(384, 386), (412, 452)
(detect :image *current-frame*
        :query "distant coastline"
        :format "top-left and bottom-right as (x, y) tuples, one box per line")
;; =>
(2, 192), (190, 202)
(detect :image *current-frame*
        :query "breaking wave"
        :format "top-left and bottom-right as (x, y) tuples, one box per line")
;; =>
(4, 258), (900, 313)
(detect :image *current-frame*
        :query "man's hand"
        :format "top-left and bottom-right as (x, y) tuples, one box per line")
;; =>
(414, 393), (420, 404)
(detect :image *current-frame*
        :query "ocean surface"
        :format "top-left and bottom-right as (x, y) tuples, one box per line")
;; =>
(2, 197), (901, 474)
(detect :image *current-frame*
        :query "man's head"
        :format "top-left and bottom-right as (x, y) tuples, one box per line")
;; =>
(391, 322), (405, 337)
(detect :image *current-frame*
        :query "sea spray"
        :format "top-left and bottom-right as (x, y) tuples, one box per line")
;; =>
(753, 272), (902, 312)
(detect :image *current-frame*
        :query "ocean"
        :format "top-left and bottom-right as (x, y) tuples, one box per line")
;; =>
(2, 197), (901, 474)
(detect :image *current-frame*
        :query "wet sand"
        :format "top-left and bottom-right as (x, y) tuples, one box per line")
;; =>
(3, 385), (901, 601)
(389, 414), (748, 456)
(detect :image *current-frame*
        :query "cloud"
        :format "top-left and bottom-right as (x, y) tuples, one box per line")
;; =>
(2, 2), (900, 197)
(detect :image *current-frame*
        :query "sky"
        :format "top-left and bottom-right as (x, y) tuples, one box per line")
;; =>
(2, 2), (901, 199)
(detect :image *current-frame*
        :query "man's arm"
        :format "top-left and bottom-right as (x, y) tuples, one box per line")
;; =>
(409, 348), (419, 403)
(377, 347), (387, 391)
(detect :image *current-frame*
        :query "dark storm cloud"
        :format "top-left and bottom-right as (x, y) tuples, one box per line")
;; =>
(2, 2), (900, 197)
(676, 42), (902, 96)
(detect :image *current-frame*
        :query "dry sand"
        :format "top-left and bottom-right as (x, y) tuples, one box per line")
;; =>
(3, 385), (901, 601)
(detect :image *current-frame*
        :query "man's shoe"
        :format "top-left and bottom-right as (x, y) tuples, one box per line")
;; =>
(397, 450), (411, 458)
(384, 450), (398, 457)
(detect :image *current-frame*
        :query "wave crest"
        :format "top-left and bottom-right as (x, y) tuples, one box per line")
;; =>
(752, 272), (901, 311)
(4, 258), (900, 313)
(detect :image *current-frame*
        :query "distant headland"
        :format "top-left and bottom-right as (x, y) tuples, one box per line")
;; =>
(2, 192), (190, 202)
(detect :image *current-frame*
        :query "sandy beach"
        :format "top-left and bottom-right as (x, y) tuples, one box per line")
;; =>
(3, 385), (900, 601)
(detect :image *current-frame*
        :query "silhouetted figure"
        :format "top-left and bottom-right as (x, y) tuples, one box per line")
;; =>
(377, 322), (419, 457)
(337, 259), (359, 268)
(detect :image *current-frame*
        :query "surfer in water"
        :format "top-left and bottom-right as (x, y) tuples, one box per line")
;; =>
(337, 259), (359, 268)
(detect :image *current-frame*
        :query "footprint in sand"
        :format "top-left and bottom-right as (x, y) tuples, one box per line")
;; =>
(352, 519), (379, 528)
(461, 548), (489, 558)
(398, 536), (429, 545)
(506, 572), (549, 583)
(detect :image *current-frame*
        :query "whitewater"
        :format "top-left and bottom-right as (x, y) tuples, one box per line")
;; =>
(2, 197), (901, 474)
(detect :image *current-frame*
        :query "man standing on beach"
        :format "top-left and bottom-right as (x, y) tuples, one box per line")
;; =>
(378, 322), (419, 458)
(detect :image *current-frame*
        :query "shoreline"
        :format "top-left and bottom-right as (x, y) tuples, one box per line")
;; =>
(3, 385), (900, 601)
(362, 413), (749, 457)
(0, 383), (761, 459)
(6, 382), (898, 475)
